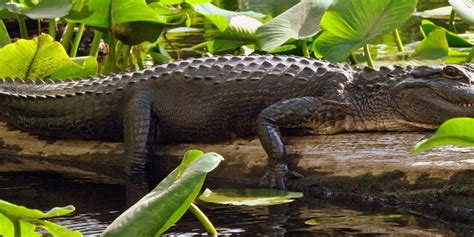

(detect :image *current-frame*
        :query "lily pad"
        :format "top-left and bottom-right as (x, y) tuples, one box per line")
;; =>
(256, 0), (332, 52)
(103, 151), (223, 237)
(449, 0), (474, 25)
(199, 188), (303, 206)
(0, 34), (97, 80)
(313, 0), (417, 62)
(413, 118), (474, 154)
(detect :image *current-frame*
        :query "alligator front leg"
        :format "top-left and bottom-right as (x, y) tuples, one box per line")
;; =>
(257, 97), (331, 189)
(123, 91), (158, 203)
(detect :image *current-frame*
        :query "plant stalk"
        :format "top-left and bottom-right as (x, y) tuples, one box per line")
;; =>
(13, 219), (21, 237)
(121, 45), (131, 71)
(17, 15), (28, 39)
(301, 39), (310, 57)
(0, 19), (11, 47)
(349, 53), (358, 64)
(70, 23), (85, 57)
(363, 44), (374, 68)
(466, 46), (474, 63)
(189, 203), (217, 235)
(61, 23), (76, 51)
(393, 29), (404, 52)
(449, 9), (457, 33)
(89, 30), (103, 57)
(134, 46), (144, 70)
(48, 19), (56, 39)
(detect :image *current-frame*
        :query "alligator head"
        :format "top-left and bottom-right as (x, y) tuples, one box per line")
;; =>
(392, 63), (474, 128)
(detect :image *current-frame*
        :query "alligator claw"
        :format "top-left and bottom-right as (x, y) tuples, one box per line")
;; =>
(259, 163), (290, 190)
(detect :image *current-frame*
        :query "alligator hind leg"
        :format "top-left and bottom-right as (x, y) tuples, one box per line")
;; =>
(123, 91), (159, 203)
(257, 97), (327, 189)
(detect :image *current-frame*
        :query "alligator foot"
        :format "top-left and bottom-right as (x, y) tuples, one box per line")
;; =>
(259, 163), (303, 189)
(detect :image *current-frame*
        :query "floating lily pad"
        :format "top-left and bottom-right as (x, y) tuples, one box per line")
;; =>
(410, 28), (449, 63)
(199, 188), (303, 206)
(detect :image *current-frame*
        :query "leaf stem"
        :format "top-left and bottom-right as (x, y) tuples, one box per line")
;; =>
(61, 22), (75, 51)
(448, 9), (457, 33)
(189, 203), (217, 235)
(13, 219), (21, 237)
(121, 45), (131, 71)
(363, 44), (374, 68)
(70, 23), (85, 57)
(393, 29), (404, 52)
(17, 15), (28, 39)
(191, 41), (209, 50)
(466, 45), (474, 63)
(301, 39), (310, 57)
(89, 30), (102, 57)
(48, 19), (56, 39)
(135, 46), (144, 70)
(349, 53), (358, 64)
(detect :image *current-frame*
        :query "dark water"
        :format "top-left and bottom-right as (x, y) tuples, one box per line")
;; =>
(0, 173), (472, 236)
(1, 0), (474, 236)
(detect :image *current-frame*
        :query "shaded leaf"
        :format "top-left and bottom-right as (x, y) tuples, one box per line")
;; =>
(199, 188), (303, 206)
(313, 0), (417, 62)
(410, 28), (449, 63)
(421, 20), (471, 47)
(102, 151), (223, 237)
(207, 39), (245, 53)
(0, 0), (74, 19)
(66, 0), (181, 45)
(413, 118), (474, 154)
(148, 43), (173, 64)
(256, 0), (331, 52)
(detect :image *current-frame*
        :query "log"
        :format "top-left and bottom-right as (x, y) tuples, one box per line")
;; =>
(1, 121), (473, 212)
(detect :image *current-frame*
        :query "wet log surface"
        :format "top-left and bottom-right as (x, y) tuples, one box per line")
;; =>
(1, 121), (473, 215)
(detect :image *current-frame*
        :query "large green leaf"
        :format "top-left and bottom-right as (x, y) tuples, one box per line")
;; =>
(0, 0), (74, 19)
(0, 200), (80, 237)
(0, 34), (97, 80)
(256, 0), (332, 52)
(199, 188), (303, 206)
(421, 20), (471, 47)
(50, 56), (99, 79)
(413, 118), (474, 154)
(66, 0), (183, 45)
(102, 151), (223, 237)
(313, 0), (418, 62)
(449, 0), (474, 25)
(409, 28), (449, 63)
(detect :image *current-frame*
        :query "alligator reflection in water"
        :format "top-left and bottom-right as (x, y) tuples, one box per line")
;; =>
(0, 173), (471, 236)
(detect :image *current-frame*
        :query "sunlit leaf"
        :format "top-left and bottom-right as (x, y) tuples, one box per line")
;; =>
(33, 220), (82, 237)
(0, 34), (96, 80)
(313, 0), (417, 62)
(50, 56), (98, 79)
(449, 0), (474, 25)
(102, 151), (223, 237)
(410, 28), (449, 63)
(412, 6), (452, 19)
(256, 0), (332, 52)
(207, 39), (245, 53)
(413, 118), (474, 154)
(199, 188), (303, 206)
(192, 3), (265, 32)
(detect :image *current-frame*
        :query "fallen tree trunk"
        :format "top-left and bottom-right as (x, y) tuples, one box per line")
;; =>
(0, 121), (473, 212)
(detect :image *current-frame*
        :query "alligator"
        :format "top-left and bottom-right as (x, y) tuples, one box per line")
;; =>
(1, 54), (473, 199)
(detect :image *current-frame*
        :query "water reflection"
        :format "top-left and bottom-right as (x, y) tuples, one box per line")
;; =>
(1, 173), (471, 236)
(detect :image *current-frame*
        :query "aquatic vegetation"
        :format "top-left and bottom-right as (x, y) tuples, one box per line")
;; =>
(413, 118), (474, 154)
(0, 200), (81, 237)
(199, 188), (303, 206)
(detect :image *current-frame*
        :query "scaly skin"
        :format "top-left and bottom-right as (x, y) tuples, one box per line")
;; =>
(1, 55), (473, 199)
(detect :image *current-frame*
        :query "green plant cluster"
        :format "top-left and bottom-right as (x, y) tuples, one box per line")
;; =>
(0, 0), (472, 81)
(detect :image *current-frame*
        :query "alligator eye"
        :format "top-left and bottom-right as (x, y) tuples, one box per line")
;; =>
(442, 65), (470, 84)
